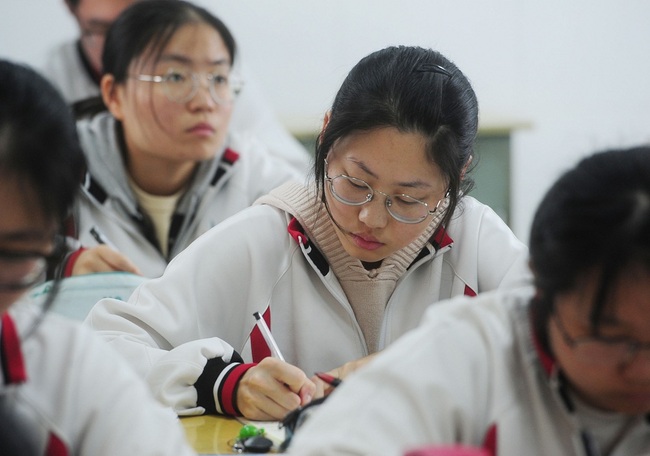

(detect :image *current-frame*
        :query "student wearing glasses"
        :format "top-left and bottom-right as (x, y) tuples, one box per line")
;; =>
(0, 60), (195, 455)
(287, 147), (650, 456)
(42, 0), (310, 171)
(85, 45), (531, 421)
(58, 0), (304, 278)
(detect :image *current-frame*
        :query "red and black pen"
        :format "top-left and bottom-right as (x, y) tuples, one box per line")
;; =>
(315, 372), (343, 388)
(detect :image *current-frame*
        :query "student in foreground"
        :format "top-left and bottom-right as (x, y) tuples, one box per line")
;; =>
(287, 146), (650, 456)
(0, 60), (195, 455)
(85, 45), (530, 421)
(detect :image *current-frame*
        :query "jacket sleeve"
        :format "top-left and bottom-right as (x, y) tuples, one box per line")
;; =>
(83, 205), (290, 416)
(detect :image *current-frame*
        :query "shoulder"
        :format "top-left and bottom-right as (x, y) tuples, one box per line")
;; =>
(421, 286), (533, 336)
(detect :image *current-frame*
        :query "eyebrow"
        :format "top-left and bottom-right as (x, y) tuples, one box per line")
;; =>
(0, 229), (53, 243)
(158, 54), (231, 67)
(351, 160), (433, 189)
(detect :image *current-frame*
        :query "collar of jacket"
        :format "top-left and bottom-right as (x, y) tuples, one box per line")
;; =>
(286, 217), (454, 276)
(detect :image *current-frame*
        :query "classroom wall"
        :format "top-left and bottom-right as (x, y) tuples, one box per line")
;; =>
(2, 0), (649, 241)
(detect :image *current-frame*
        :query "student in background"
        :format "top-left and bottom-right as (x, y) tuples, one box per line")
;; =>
(60, 0), (304, 278)
(85, 45), (530, 421)
(0, 60), (195, 455)
(287, 146), (650, 456)
(42, 0), (310, 170)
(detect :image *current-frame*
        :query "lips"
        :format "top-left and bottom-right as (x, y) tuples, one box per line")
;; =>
(187, 122), (215, 136)
(350, 232), (384, 251)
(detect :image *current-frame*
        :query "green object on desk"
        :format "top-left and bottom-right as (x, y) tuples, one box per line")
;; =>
(238, 424), (265, 440)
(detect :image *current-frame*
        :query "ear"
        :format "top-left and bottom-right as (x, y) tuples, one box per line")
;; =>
(460, 155), (473, 181)
(100, 74), (125, 121)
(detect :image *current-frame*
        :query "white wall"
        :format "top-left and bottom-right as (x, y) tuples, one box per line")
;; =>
(2, 0), (650, 241)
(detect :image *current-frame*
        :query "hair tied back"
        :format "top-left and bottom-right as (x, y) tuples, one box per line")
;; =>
(414, 63), (452, 77)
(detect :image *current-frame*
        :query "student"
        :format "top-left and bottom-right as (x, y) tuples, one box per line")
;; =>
(61, 0), (305, 278)
(42, 0), (310, 170)
(85, 45), (531, 421)
(286, 146), (650, 456)
(0, 60), (196, 455)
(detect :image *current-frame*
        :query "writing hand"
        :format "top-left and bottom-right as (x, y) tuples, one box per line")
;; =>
(71, 245), (142, 276)
(236, 357), (320, 420)
(312, 353), (380, 395)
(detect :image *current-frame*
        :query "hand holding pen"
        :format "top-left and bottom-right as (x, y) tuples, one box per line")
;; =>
(69, 226), (142, 276)
(233, 313), (319, 421)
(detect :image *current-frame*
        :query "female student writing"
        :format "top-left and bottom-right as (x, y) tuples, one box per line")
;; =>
(0, 60), (195, 455)
(85, 45), (531, 420)
(61, 0), (305, 278)
(287, 146), (650, 456)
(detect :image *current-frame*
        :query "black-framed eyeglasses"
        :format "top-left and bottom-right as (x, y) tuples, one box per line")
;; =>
(324, 160), (448, 224)
(134, 68), (243, 105)
(553, 312), (650, 367)
(279, 396), (328, 451)
(0, 237), (64, 291)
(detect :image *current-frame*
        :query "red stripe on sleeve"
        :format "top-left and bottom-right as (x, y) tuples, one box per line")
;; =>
(220, 363), (255, 416)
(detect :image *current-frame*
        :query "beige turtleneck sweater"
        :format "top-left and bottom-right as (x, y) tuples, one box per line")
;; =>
(257, 181), (449, 353)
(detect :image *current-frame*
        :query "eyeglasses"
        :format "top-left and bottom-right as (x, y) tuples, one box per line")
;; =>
(79, 23), (111, 49)
(134, 68), (243, 105)
(279, 396), (328, 451)
(0, 238), (64, 291)
(553, 312), (650, 367)
(324, 161), (448, 224)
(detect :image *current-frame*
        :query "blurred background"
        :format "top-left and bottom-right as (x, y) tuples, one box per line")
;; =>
(2, 0), (650, 241)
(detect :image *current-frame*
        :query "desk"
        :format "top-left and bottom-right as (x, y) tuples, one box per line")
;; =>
(180, 415), (284, 455)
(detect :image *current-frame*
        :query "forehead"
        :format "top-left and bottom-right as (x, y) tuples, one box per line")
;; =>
(331, 127), (445, 190)
(74, 0), (136, 24)
(140, 22), (231, 70)
(0, 174), (54, 247)
(558, 266), (650, 332)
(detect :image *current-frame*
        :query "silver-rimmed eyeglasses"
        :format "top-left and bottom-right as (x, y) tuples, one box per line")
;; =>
(134, 68), (243, 105)
(554, 312), (650, 367)
(324, 161), (448, 224)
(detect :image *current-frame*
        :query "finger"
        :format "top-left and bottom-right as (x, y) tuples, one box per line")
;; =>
(96, 247), (142, 275)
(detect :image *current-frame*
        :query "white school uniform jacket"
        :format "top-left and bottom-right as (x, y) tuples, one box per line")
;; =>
(42, 41), (311, 173)
(287, 287), (650, 456)
(0, 300), (196, 455)
(85, 189), (531, 417)
(68, 112), (305, 278)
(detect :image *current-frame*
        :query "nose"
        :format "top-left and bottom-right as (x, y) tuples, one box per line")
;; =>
(358, 194), (389, 228)
(187, 75), (217, 110)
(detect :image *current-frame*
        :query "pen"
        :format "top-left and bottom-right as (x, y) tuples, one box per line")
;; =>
(253, 311), (285, 361)
(315, 372), (342, 388)
(90, 226), (119, 251)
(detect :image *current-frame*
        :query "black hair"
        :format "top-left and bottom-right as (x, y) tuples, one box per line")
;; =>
(0, 60), (85, 325)
(313, 46), (479, 229)
(103, 0), (236, 83)
(0, 60), (84, 225)
(530, 146), (650, 346)
(75, 0), (236, 117)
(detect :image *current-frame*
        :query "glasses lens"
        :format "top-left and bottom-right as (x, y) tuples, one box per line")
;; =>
(330, 175), (372, 205)
(162, 69), (195, 103)
(575, 341), (632, 366)
(386, 194), (430, 224)
(208, 73), (240, 104)
(0, 256), (46, 291)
